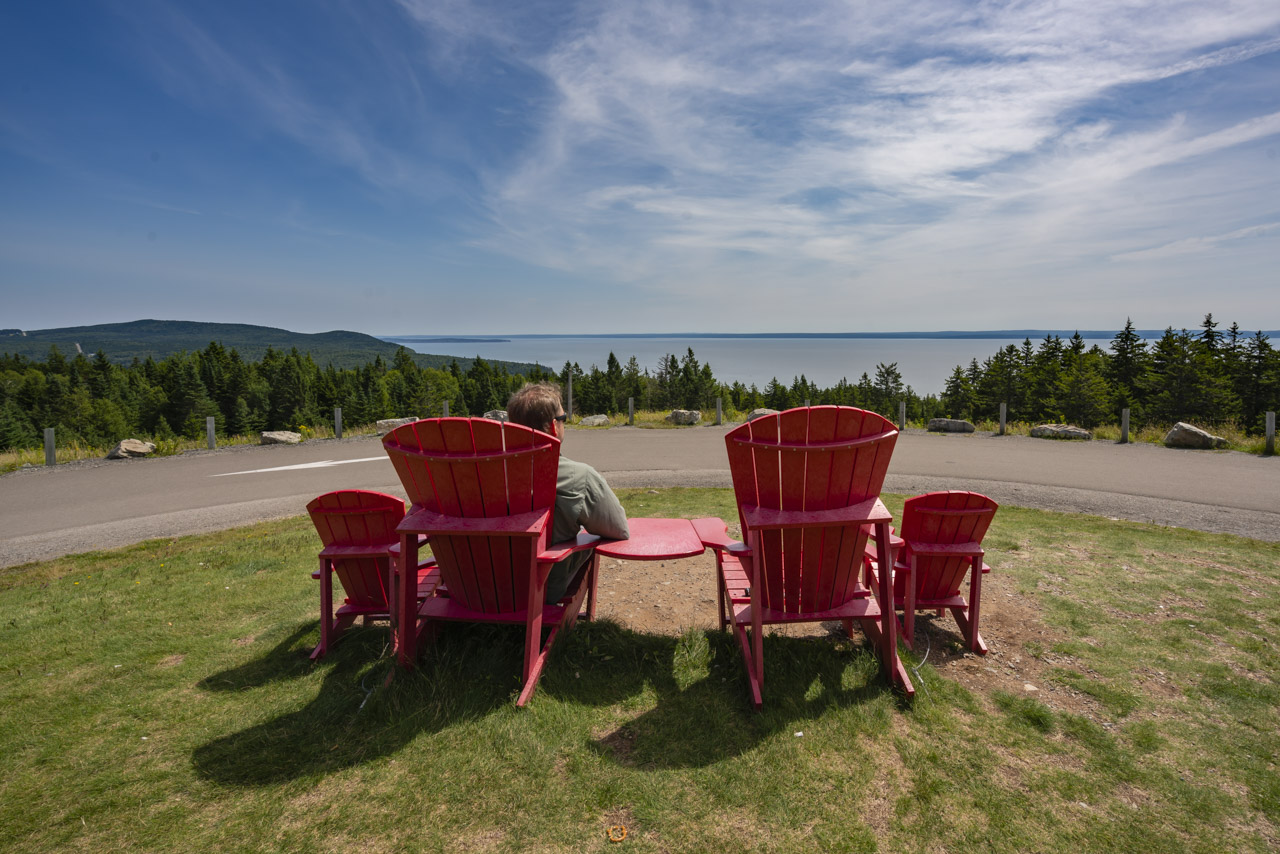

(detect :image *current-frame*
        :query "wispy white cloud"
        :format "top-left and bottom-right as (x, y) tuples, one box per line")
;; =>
(1112, 221), (1280, 261)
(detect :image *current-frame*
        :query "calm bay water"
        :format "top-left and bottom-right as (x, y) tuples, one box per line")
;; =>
(382, 336), (1040, 396)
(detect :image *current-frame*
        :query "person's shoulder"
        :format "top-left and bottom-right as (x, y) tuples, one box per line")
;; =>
(558, 456), (605, 483)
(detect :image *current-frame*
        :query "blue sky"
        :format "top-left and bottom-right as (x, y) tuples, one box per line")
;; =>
(2, 0), (1278, 335)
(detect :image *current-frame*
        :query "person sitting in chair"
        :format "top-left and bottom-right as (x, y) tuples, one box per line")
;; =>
(506, 382), (629, 602)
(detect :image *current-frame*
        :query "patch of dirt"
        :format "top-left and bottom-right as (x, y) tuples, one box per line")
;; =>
(602, 806), (636, 845)
(591, 546), (1108, 719)
(232, 635), (256, 646)
(157, 653), (185, 667)
(593, 724), (637, 766)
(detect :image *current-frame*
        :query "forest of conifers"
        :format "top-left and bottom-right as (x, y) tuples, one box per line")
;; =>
(1, 313), (1276, 452)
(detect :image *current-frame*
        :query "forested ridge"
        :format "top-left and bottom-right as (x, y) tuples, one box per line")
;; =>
(0, 319), (539, 373)
(1, 313), (1276, 453)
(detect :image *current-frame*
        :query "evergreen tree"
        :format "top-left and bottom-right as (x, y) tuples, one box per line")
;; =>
(942, 365), (974, 420)
(0, 397), (35, 450)
(1106, 318), (1148, 414)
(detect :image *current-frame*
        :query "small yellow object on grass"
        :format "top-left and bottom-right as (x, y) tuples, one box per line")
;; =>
(607, 825), (627, 842)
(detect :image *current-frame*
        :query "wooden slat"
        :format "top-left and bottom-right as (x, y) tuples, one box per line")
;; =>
(777, 408), (809, 612)
(474, 418), (516, 612)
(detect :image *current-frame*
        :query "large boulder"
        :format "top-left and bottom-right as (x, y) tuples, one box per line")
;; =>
(1164, 422), (1228, 450)
(483, 410), (508, 422)
(666, 409), (701, 425)
(579, 414), (610, 427)
(747, 408), (780, 422)
(1031, 423), (1092, 440)
(260, 431), (302, 445)
(927, 418), (975, 433)
(376, 417), (417, 435)
(106, 439), (156, 460)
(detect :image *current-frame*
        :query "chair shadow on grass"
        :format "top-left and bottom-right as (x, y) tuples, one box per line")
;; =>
(543, 619), (901, 770)
(191, 617), (900, 786)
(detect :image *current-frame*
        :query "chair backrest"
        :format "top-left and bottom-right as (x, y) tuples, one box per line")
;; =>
(899, 491), (998, 601)
(725, 406), (898, 614)
(382, 418), (559, 614)
(307, 490), (406, 608)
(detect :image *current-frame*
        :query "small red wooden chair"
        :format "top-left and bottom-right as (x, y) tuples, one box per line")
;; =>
(698, 406), (913, 707)
(873, 491), (998, 654)
(306, 490), (439, 660)
(383, 418), (601, 706)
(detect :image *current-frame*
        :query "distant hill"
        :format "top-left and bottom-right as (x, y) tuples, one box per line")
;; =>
(1, 319), (541, 373)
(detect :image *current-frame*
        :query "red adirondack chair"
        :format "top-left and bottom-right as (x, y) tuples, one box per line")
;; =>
(306, 489), (439, 660)
(697, 406), (913, 707)
(872, 491), (998, 654)
(383, 418), (601, 707)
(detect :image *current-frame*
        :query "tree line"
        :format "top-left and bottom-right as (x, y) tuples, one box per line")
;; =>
(3, 314), (1275, 452)
(938, 315), (1278, 432)
(0, 343), (552, 451)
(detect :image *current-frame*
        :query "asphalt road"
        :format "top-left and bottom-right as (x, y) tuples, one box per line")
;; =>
(2, 426), (1276, 568)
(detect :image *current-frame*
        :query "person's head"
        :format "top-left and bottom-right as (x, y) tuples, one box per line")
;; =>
(506, 382), (565, 436)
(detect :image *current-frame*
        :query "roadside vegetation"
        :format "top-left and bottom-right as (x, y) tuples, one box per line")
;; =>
(3, 313), (1276, 472)
(2, 488), (1277, 852)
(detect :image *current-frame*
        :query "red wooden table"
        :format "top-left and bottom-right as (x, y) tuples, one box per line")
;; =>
(594, 517), (708, 561)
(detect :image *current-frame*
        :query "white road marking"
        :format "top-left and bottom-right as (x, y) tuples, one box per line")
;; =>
(211, 456), (388, 477)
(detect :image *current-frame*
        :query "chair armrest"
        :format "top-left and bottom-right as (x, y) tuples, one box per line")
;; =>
(906, 540), (985, 558)
(388, 534), (429, 556)
(399, 506), (549, 537)
(741, 497), (890, 530)
(539, 531), (603, 563)
(690, 517), (752, 556)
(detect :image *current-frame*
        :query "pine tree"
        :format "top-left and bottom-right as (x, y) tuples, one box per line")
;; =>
(0, 397), (35, 450)
(1106, 318), (1148, 414)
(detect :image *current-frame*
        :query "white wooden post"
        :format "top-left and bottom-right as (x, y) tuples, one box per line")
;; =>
(567, 375), (573, 418)
(1266, 411), (1275, 456)
(716, 397), (722, 426)
(44, 427), (55, 466)
(334, 407), (343, 439)
(628, 397), (634, 426)
(804, 398), (810, 408)
(206, 417), (216, 450)
(898, 400), (907, 431)
(999, 402), (1007, 436)
(442, 400), (449, 417)
(1121, 408), (1130, 444)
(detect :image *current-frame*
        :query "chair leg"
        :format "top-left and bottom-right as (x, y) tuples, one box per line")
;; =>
(958, 554), (988, 654)
(585, 552), (599, 622)
(716, 556), (729, 633)
(516, 563), (552, 707)
(750, 584), (764, 709)
(902, 556), (917, 651)
(311, 557), (334, 660)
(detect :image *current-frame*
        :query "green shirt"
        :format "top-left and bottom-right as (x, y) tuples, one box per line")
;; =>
(544, 456), (629, 603)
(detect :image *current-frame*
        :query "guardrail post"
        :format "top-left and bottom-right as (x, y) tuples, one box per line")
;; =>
(899, 400), (907, 431)
(206, 417), (216, 450)
(999, 402), (1007, 435)
(1267, 411), (1275, 455)
(1120, 408), (1130, 444)
(628, 397), (634, 426)
(804, 398), (810, 408)
(716, 397), (722, 426)
(44, 427), (55, 466)
(566, 375), (573, 418)
(334, 407), (343, 439)
(442, 401), (449, 417)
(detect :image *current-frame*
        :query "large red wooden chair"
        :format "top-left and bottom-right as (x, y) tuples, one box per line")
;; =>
(870, 491), (998, 654)
(383, 418), (601, 707)
(697, 406), (913, 707)
(306, 489), (439, 660)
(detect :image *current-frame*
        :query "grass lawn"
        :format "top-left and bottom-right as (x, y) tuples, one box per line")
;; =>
(1, 489), (1277, 852)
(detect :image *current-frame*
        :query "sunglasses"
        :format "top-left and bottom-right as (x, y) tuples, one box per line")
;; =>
(553, 413), (568, 422)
